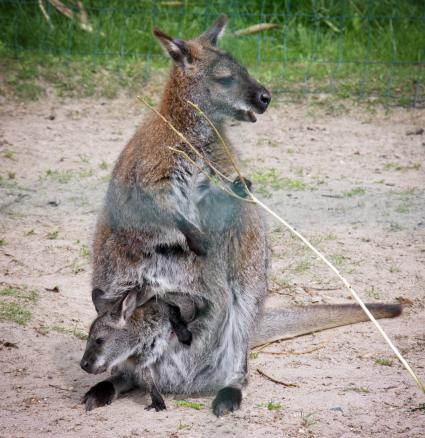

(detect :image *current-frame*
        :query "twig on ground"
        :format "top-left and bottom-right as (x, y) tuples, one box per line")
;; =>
(48, 383), (76, 392)
(255, 344), (326, 356)
(257, 368), (298, 387)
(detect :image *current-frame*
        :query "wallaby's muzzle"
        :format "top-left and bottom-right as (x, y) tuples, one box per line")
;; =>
(254, 87), (271, 113)
(243, 80), (272, 122)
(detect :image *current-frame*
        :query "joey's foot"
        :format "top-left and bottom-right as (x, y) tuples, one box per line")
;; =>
(82, 381), (115, 412)
(212, 387), (242, 417)
(145, 399), (167, 411)
(231, 176), (252, 198)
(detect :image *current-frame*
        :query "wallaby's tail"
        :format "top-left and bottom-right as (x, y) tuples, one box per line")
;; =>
(251, 303), (402, 348)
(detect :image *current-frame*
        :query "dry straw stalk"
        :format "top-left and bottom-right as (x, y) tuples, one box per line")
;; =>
(137, 95), (425, 394)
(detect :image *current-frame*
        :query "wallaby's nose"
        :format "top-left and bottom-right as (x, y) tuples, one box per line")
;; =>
(256, 89), (271, 112)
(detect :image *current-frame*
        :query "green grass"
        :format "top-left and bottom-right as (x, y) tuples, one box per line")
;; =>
(0, 285), (39, 326)
(50, 325), (88, 340)
(343, 385), (370, 393)
(0, 286), (38, 302)
(0, 1), (423, 104)
(257, 401), (283, 411)
(42, 168), (95, 184)
(301, 411), (316, 428)
(0, 302), (32, 325)
(99, 160), (109, 170)
(384, 162), (422, 172)
(47, 230), (59, 240)
(294, 259), (311, 273)
(175, 400), (204, 410)
(343, 187), (366, 197)
(3, 150), (15, 159)
(79, 244), (91, 258)
(375, 357), (393, 367)
(250, 168), (308, 197)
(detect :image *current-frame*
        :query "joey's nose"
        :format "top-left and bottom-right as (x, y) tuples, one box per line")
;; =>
(256, 89), (271, 112)
(80, 359), (90, 373)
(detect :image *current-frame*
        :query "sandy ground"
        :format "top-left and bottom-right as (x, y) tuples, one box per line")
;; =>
(0, 94), (424, 437)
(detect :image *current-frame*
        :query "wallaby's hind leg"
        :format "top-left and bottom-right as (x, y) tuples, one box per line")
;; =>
(82, 373), (135, 412)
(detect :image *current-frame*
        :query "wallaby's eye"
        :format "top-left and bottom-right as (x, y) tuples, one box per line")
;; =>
(216, 76), (234, 87)
(95, 337), (105, 345)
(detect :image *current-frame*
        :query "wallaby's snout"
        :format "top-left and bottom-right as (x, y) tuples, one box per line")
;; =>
(254, 86), (271, 113)
(246, 79), (271, 121)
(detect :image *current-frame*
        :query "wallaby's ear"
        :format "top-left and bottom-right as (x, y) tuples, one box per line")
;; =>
(153, 28), (193, 66)
(198, 14), (228, 46)
(92, 288), (114, 314)
(121, 289), (139, 322)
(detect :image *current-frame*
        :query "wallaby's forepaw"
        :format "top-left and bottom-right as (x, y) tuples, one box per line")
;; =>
(186, 235), (209, 257)
(82, 381), (115, 412)
(231, 176), (252, 198)
(175, 213), (209, 256)
(145, 399), (167, 412)
(212, 387), (242, 417)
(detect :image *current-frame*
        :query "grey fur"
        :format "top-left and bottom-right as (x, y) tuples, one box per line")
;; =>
(91, 15), (270, 415)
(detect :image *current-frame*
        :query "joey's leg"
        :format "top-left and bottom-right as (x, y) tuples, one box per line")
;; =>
(142, 369), (166, 412)
(145, 385), (167, 412)
(82, 373), (135, 412)
(168, 304), (192, 345)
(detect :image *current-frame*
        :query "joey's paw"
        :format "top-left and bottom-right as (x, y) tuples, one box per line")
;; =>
(145, 400), (167, 412)
(82, 381), (115, 412)
(177, 328), (192, 346)
(212, 387), (242, 417)
(231, 176), (252, 198)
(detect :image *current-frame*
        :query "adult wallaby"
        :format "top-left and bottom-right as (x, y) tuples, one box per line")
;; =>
(80, 290), (197, 411)
(89, 15), (402, 416)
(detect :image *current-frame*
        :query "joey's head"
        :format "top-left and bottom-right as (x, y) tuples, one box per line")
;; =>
(80, 290), (170, 375)
(154, 14), (271, 124)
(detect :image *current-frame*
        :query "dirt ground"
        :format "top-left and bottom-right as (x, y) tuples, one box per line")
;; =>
(0, 93), (424, 437)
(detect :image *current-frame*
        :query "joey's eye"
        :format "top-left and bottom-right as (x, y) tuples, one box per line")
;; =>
(216, 76), (234, 87)
(95, 337), (105, 345)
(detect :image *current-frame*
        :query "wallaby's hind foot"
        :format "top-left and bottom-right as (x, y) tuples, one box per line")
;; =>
(82, 381), (115, 412)
(212, 387), (242, 417)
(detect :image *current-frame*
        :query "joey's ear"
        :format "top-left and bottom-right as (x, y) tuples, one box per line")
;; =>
(121, 289), (139, 322)
(198, 14), (228, 46)
(92, 288), (115, 314)
(153, 28), (193, 65)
